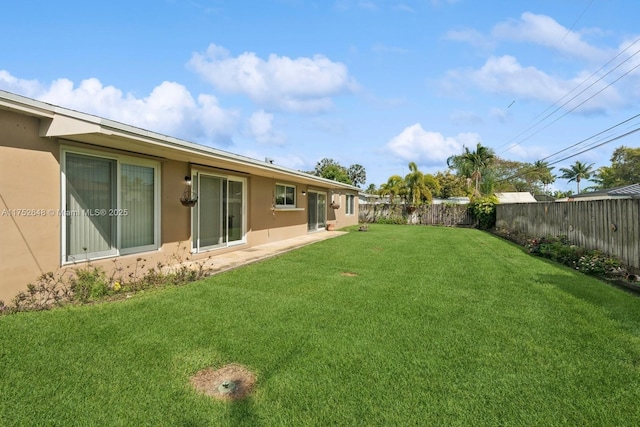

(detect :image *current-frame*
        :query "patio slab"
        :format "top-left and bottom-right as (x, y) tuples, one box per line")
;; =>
(181, 230), (348, 275)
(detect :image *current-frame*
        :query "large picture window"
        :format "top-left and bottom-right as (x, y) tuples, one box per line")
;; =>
(62, 149), (160, 262)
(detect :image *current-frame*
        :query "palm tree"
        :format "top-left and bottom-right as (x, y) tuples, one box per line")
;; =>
(533, 160), (556, 194)
(378, 175), (404, 204)
(559, 160), (594, 193)
(404, 162), (429, 205)
(448, 143), (495, 196)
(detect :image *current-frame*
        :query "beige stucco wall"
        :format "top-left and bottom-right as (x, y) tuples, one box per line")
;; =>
(0, 110), (61, 302)
(0, 107), (359, 304)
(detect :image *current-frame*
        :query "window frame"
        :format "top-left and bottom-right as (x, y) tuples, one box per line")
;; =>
(345, 194), (355, 215)
(60, 146), (161, 264)
(275, 183), (297, 208)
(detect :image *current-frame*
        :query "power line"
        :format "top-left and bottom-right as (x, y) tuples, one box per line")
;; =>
(498, 43), (640, 154)
(547, 125), (640, 166)
(539, 112), (640, 163)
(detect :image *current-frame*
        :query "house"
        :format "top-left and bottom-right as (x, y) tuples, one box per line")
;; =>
(0, 90), (360, 302)
(494, 192), (537, 204)
(566, 184), (640, 201)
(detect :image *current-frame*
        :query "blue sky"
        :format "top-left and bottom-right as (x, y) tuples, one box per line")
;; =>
(2, 0), (639, 191)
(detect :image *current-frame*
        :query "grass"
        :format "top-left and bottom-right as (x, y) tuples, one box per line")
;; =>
(2, 224), (640, 426)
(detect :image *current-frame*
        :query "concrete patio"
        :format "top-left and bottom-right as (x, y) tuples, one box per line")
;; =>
(181, 230), (348, 276)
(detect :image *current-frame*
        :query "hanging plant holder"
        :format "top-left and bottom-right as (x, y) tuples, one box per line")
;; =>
(330, 201), (340, 209)
(180, 176), (198, 207)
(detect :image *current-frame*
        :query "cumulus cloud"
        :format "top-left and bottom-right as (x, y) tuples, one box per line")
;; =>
(0, 70), (42, 97)
(245, 110), (286, 145)
(188, 43), (358, 113)
(0, 70), (239, 145)
(386, 123), (478, 165)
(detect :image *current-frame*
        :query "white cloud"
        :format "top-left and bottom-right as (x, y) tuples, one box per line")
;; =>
(443, 55), (624, 113)
(492, 12), (611, 62)
(0, 70), (42, 97)
(188, 43), (358, 113)
(386, 123), (478, 165)
(0, 70), (239, 146)
(245, 110), (285, 145)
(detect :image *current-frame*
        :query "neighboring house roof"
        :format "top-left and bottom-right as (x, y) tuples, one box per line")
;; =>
(432, 197), (470, 205)
(534, 194), (556, 202)
(0, 89), (359, 192)
(568, 183), (640, 201)
(494, 192), (537, 204)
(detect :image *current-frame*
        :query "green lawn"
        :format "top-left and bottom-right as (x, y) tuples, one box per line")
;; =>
(2, 225), (640, 426)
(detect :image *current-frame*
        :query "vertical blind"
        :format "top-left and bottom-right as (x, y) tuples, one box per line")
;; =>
(64, 152), (157, 261)
(65, 153), (116, 259)
(121, 164), (155, 249)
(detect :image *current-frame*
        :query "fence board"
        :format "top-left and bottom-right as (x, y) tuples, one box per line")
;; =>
(496, 200), (640, 269)
(359, 204), (475, 227)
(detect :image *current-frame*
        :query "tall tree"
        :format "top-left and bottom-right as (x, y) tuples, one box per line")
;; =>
(447, 142), (496, 196)
(378, 175), (404, 205)
(347, 164), (367, 188)
(559, 160), (594, 193)
(365, 183), (377, 194)
(532, 160), (556, 194)
(434, 171), (468, 198)
(403, 162), (439, 205)
(593, 146), (640, 189)
(310, 158), (365, 186)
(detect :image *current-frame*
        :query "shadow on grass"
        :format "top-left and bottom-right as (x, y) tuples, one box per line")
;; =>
(536, 270), (640, 332)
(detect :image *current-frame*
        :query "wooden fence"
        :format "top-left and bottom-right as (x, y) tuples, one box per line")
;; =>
(359, 203), (476, 226)
(496, 199), (640, 269)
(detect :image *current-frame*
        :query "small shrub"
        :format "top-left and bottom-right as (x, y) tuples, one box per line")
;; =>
(525, 235), (621, 277)
(2, 243), (213, 316)
(376, 216), (406, 225)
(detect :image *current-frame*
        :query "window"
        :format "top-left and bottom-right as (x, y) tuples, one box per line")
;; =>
(346, 194), (355, 215)
(62, 149), (160, 262)
(275, 183), (296, 208)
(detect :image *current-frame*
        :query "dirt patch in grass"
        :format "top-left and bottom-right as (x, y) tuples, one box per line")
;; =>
(341, 272), (358, 277)
(191, 364), (256, 401)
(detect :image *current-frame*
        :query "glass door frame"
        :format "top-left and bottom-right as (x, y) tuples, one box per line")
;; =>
(191, 170), (247, 253)
(307, 190), (327, 232)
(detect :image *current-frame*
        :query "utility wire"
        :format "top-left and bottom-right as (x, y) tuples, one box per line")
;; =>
(547, 125), (640, 166)
(500, 46), (640, 154)
(496, 35), (640, 152)
(539, 112), (640, 162)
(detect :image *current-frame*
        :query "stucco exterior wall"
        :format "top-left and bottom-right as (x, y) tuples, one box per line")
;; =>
(0, 103), (359, 304)
(0, 110), (61, 302)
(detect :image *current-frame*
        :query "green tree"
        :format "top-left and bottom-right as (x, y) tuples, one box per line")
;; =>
(532, 160), (556, 194)
(379, 175), (404, 205)
(347, 164), (367, 188)
(447, 142), (496, 196)
(559, 160), (594, 193)
(434, 171), (468, 198)
(365, 183), (377, 194)
(593, 146), (640, 189)
(403, 162), (439, 205)
(311, 158), (352, 185)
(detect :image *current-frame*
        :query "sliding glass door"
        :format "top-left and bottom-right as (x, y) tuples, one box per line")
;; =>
(307, 191), (327, 231)
(192, 173), (245, 252)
